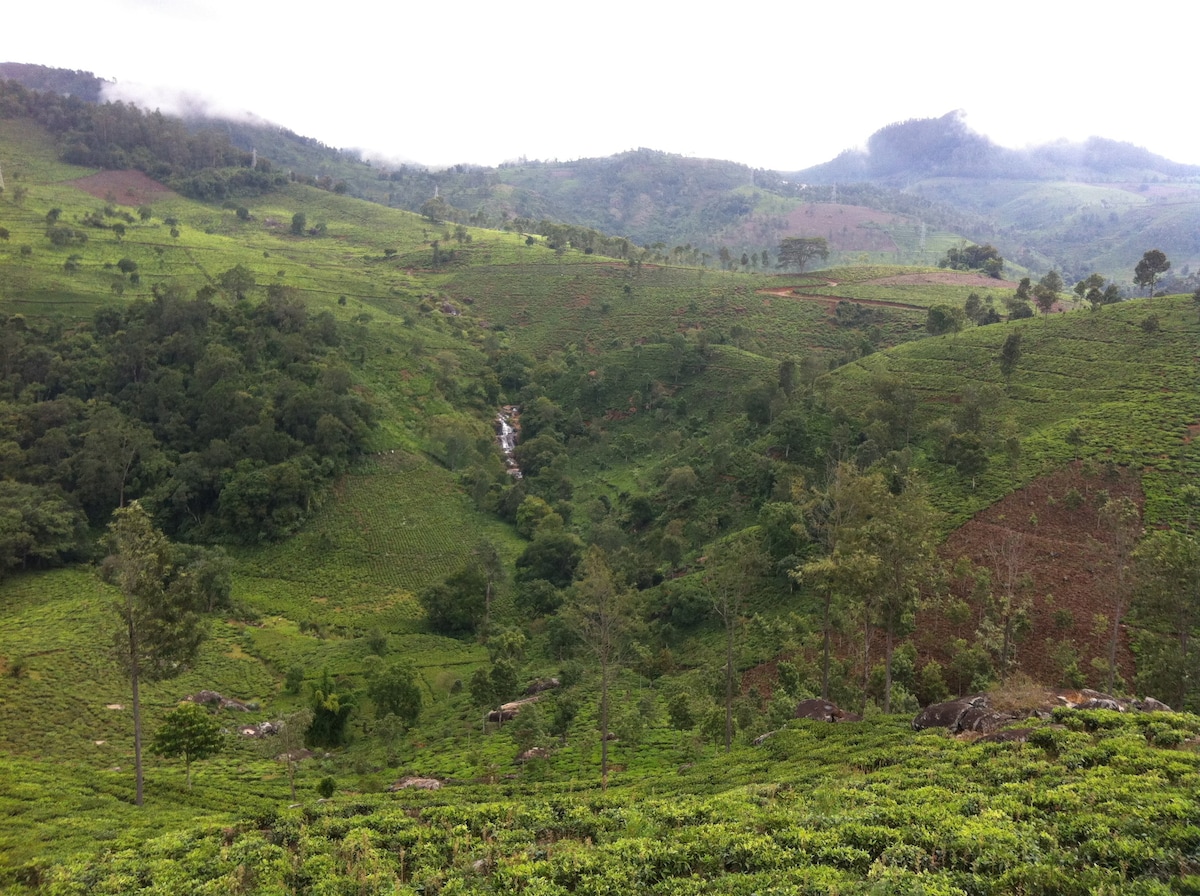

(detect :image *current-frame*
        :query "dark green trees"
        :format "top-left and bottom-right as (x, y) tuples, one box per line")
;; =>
(1134, 250), (1170, 296)
(366, 661), (422, 729)
(419, 563), (489, 636)
(939, 243), (1003, 278)
(776, 237), (829, 272)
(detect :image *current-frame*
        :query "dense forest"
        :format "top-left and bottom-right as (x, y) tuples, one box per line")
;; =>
(0, 284), (373, 568)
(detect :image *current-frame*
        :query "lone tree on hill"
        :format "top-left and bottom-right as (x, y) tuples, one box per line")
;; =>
(151, 702), (223, 789)
(1134, 249), (1171, 296)
(1033, 271), (1063, 315)
(563, 547), (632, 789)
(777, 237), (829, 273)
(100, 501), (229, 806)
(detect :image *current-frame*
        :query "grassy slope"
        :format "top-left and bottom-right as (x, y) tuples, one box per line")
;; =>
(825, 295), (1200, 527)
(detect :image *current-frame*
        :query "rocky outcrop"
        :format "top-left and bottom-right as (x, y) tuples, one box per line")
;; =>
(389, 777), (442, 791)
(487, 695), (542, 724)
(525, 677), (561, 696)
(794, 699), (862, 723)
(237, 720), (281, 738)
(914, 689), (1173, 735)
(186, 690), (257, 712)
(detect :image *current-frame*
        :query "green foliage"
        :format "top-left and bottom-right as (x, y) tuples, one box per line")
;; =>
(925, 303), (964, 336)
(938, 242), (1003, 278)
(307, 669), (355, 748)
(365, 660), (422, 727)
(1134, 249), (1171, 295)
(0, 481), (87, 577)
(150, 702), (223, 788)
(419, 562), (488, 637)
(776, 236), (829, 272)
(0, 289), (374, 543)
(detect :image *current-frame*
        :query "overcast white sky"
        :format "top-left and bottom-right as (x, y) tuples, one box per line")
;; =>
(7, 1), (1198, 171)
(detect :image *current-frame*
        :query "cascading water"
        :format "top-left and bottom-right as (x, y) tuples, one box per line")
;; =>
(496, 405), (522, 478)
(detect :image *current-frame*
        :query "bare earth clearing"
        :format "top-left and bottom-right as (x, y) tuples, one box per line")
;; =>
(68, 169), (176, 205)
(917, 463), (1144, 688)
(869, 271), (1019, 289)
(757, 270), (1017, 314)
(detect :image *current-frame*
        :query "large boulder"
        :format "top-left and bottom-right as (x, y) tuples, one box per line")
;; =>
(912, 696), (988, 732)
(525, 677), (561, 696)
(794, 698), (861, 723)
(956, 705), (1018, 734)
(914, 688), (1174, 735)
(389, 777), (442, 791)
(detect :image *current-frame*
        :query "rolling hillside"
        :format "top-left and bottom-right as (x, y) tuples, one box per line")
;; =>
(3, 88), (1200, 895)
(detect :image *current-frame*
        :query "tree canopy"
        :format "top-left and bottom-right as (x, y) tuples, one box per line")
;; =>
(938, 243), (1003, 278)
(776, 237), (829, 272)
(151, 702), (224, 789)
(1134, 250), (1171, 295)
(0, 286), (374, 545)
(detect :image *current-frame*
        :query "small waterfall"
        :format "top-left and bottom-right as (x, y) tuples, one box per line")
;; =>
(496, 405), (522, 478)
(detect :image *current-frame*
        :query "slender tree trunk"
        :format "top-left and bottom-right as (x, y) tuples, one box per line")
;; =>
(128, 613), (144, 807)
(600, 660), (610, 791)
(1001, 613), (1013, 683)
(821, 592), (831, 701)
(862, 620), (872, 715)
(883, 622), (894, 715)
(724, 616), (735, 753)
(1107, 595), (1122, 694)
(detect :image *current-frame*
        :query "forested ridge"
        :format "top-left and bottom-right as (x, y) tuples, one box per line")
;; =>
(0, 285), (374, 567)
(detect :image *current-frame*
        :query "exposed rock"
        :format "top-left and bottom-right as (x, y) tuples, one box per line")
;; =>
(238, 720), (281, 738)
(487, 695), (542, 723)
(794, 698), (861, 723)
(525, 677), (561, 696)
(915, 688), (1174, 734)
(956, 705), (1018, 734)
(515, 747), (549, 764)
(976, 727), (1033, 744)
(1134, 697), (1173, 713)
(275, 749), (313, 762)
(912, 698), (982, 732)
(389, 776), (442, 792)
(186, 690), (256, 712)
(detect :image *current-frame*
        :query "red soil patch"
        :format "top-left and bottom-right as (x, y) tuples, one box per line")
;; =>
(783, 204), (904, 253)
(870, 271), (1019, 289)
(916, 463), (1144, 690)
(68, 170), (176, 205)
(757, 286), (925, 313)
(746, 464), (1147, 705)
